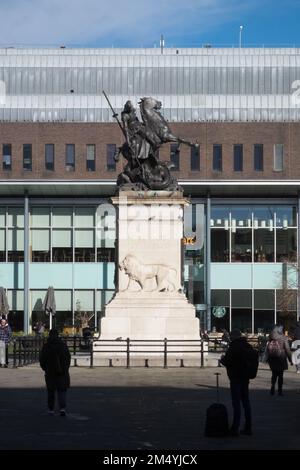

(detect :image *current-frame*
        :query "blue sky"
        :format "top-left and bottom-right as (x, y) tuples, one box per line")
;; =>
(0, 0), (299, 48)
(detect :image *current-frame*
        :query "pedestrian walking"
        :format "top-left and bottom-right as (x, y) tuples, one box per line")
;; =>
(39, 329), (71, 416)
(292, 321), (300, 374)
(220, 329), (259, 436)
(264, 324), (292, 396)
(0, 316), (12, 367)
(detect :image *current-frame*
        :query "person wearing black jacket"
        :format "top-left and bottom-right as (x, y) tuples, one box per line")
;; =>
(39, 329), (71, 416)
(220, 329), (258, 436)
(293, 321), (300, 374)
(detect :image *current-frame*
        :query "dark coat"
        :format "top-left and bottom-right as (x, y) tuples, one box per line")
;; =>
(220, 337), (256, 381)
(294, 322), (300, 341)
(39, 337), (71, 391)
(266, 327), (291, 372)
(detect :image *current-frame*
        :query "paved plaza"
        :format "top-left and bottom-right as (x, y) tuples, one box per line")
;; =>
(0, 364), (299, 450)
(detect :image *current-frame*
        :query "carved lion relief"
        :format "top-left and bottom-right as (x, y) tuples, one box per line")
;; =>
(119, 254), (179, 292)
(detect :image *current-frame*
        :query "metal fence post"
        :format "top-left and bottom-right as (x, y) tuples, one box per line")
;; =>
(200, 339), (204, 368)
(73, 336), (77, 355)
(18, 338), (22, 367)
(90, 338), (94, 368)
(126, 338), (130, 369)
(164, 338), (168, 369)
(13, 339), (17, 368)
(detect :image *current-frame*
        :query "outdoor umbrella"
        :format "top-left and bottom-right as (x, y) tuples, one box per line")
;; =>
(0, 287), (9, 317)
(42, 286), (56, 330)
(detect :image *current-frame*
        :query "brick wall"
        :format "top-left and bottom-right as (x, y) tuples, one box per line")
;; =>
(0, 122), (299, 180)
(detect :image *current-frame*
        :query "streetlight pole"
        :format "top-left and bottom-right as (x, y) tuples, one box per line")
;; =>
(239, 25), (244, 48)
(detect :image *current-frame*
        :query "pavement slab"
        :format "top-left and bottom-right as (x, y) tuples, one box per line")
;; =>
(0, 365), (299, 450)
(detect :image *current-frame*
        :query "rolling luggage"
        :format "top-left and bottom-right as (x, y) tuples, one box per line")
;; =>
(204, 372), (229, 437)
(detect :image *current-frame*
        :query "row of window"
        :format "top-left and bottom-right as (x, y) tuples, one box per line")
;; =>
(171, 143), (284, 172)
(212, 143), (284, 172)
(2, 143), (285, 173)
(0, 205), (116, 263)
(2, 144), (117, 172)
(211, 228), (296, 263)
(6, 288), (114, 332)
(211, 289), (297, 333)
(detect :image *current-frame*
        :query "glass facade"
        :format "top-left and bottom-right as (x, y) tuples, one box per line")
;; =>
(211, 205), (297, 263)
(184, 203), (206, 327)
(210, 203), (298, 333)
(0, 202), (116, 332)
(211, 288), (296, 334)
(0, 199), (298, 334)
(29, 205), (116, 263)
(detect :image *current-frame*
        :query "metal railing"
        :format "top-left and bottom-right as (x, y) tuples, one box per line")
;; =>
(10, 335), (93, 368)
(10, 334), (266, 368)
(91, 338), (208, 369)
(11, 336), (46, 368)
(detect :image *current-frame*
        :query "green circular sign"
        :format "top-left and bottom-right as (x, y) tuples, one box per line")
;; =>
(212, 306), (226, 318)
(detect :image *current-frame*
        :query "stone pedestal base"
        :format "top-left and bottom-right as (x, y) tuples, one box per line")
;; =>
(93, 292), (203, 365)
(99, 291), (200, 340)
(94, 190), (202, 365)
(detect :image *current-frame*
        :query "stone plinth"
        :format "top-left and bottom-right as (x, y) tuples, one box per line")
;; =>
(96, 190), (200, 348)
(100, 291), (199, 340)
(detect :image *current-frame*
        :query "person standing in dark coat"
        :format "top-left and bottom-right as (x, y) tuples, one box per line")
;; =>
(39, 329), (71, 416)
(294, 321), (300, 341)
(0, 317), (12, 367)
(292, 321), (300, 373)
(220, 329), (258, 436)
(265, 325), (292, 396)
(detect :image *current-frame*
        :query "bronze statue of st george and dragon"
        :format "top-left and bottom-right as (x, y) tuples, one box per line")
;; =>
(103, 91), (198, 191)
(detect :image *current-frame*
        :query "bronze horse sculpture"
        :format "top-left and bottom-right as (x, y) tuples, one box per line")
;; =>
(103, 92), (198, 190)
(139, 97), (196, 151)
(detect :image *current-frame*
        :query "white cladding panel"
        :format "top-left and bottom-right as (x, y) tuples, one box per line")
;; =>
(0, 47), (300, 122)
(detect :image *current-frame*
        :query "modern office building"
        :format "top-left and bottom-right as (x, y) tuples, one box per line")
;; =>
(0, 46), (299, 334)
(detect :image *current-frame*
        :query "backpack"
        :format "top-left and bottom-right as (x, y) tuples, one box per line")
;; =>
(245, 348), (259, 379)
(267, 340), (281, 357)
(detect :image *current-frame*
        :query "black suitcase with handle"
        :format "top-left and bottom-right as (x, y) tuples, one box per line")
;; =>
(204, 372), (229, 437)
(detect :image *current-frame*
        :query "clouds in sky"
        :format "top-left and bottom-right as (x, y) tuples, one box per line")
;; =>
(0, 0), (257, 46)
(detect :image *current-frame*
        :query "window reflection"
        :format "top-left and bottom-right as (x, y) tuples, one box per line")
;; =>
(276, 229), (297, 262)
(211, 207), (230, 227)
(211, 205), (297, 264)
(97, 248), (115, 262)
(211, 230), (229, 261)
(52, 248), (73, 262)
(231, 229), (252, 262)
(254, 229), (274, 262)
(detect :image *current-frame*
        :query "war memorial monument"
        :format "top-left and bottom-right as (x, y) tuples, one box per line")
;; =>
(94, 94), (201, 356)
